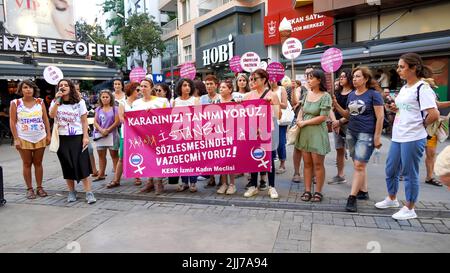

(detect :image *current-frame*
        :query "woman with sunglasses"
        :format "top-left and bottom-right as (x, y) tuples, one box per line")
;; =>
(154, 83), (172, 103)
(243, 69), (281, 199)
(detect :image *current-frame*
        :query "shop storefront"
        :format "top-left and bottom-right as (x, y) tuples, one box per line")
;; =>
(194, 4), (267, 79)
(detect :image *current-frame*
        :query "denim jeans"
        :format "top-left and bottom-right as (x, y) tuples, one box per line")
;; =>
(181, 176), (197, 184)
(346, 130), (375, 163)
(277, 125), (288, 161)
(385, 138), (426, 203)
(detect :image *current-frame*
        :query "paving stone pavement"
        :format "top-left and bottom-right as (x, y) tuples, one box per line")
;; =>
(3, 192), (450, 253)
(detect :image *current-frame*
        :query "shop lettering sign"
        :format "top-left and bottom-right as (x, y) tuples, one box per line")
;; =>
(202, 34), (234, 66)
(0, 35), (121, 57)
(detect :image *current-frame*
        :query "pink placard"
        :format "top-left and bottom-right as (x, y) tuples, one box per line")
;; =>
(267, 62), (285, 82)
(123, 100), (273, 177)
(129, 67), (146, 83)
(321, 48), (343, 73)
(240, 52), (261, 73)
(180, 63), (197, 80)
(229, 56), (243, 73)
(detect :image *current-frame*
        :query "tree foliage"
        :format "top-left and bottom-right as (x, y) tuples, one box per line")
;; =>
(75, 20), (109, 62)
(121, 13), (166, 64)
(102, 0), (125, 38)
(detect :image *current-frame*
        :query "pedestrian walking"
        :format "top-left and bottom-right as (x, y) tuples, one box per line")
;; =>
(9, 80), (51, 199)
(49, 79), (96, 204)
(375, 53), (440, 220)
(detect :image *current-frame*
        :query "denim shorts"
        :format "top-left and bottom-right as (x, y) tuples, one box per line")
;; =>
(346, 130), (374, 163)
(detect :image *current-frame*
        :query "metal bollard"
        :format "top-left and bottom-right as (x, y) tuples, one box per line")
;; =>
(0, 166), (6, 206)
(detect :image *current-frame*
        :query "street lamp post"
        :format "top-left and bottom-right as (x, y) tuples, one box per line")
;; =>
(167, 44), (176, 99)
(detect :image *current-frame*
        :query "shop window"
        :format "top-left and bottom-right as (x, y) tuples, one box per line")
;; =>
(182, 0), (191, 24)
(238, 14), (252, 35)
(336, 20), (353, 45)
(184, 45), (192, 62)
(252, 11), (262, 33)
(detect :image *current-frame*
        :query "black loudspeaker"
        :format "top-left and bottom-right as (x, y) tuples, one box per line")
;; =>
(0, 166), (6, 206)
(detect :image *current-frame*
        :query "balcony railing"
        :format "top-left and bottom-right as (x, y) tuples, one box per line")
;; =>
(161, 18), (178, 36)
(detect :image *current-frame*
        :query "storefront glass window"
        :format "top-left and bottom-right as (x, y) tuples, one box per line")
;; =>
(198, 14), (237, 47)
(238, 14), (252, 35)
(252, 11), (262, 33)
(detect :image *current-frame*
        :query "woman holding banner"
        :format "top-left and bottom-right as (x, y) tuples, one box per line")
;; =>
(49, 79), (96, 204)
(243, 69), (281, 199)
(173, 78), (200, 192)
(216, 80), (237, 195)
(296, 69), (332, 203)
(107, 82), (141, 189)
(133, 79), (170, 194)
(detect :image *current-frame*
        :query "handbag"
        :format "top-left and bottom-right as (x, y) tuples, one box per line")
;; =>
(49, 124), (59, 153)
(279, 101), (295, 126)
(287, 124), (300, 145)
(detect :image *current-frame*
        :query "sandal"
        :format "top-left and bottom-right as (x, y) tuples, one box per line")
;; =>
(26, 188), (36, 199)
(311, 192), (323, 202)
(93, 176), (106, 182)
(35, 187), (48, 197)
(189, 184), (198, 193)
(300, 191), (312, 202)
(91, 172), (99, 178)
(425, 178), (443, 187)
(177, 184), (189, 192)
(106, 180), (120, 189)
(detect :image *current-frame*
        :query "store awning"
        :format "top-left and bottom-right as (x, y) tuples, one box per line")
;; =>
(290, 32), (450, 66)
(0, 55), (120, 80)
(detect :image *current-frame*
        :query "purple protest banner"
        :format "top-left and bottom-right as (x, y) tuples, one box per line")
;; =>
(180, 62), (197, 80)
(130, 67), (146, 83)
(123, 100), (273, 177)
(229, 55), (243, 73)
(267, 62), (285, 82)
(321, 48), (343, 73)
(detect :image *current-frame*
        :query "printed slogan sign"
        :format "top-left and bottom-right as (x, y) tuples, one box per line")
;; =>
(123, 100), (273, 177)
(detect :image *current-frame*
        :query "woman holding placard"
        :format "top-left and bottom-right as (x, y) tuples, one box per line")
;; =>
(9, 80), (51, 199)
(243, 69), (281, 199)
(49, 79), (96, 204)
(296, 69), (332, 203)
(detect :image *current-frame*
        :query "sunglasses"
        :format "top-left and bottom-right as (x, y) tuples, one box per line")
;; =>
(249, 77), (261, 82)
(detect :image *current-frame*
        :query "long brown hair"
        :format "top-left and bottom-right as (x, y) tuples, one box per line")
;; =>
(98, 89), (115, 107)
(17, 80), (40, 97)
(400, 53), (436, 88)
(56, 79), (80, 104)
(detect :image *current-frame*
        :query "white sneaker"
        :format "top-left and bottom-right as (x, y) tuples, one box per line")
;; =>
(244, 186), (258, 198)
(375, 197), (400, 209)
(268, 186), (279, 199)
(216, 184), (227, 194)
(226, 184), (236, 195)
(392, 206), (417, 220)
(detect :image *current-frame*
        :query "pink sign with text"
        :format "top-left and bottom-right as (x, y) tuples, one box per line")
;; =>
(229, 56), (243, 73)
(129, 67), (146, 83)
(180, 62), (197, 80)
(123, 100), (273, 177)
(321, 48), (343, 73)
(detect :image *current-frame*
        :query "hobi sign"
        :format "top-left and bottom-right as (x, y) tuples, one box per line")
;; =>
(202, 34), (234, 66)
(0, 35), (121, 57)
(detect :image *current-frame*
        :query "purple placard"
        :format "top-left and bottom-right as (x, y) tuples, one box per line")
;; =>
(321, 48), (343, 73)
(180, 63), (197, 80)
(130, 67), (146, 83)
(266, 62), (285, 82)
(229, 56), (243, 73)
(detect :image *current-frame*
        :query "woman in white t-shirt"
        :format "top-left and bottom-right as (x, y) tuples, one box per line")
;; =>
(375, 53), (440, 220)
(9, 80), (51, 199)
(133, 79), (170, 194)
(113, 78), (126, 107)
(49, 79), (96, 204)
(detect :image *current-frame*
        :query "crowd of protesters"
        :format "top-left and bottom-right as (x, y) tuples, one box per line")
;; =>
(8, 52), (450, 220)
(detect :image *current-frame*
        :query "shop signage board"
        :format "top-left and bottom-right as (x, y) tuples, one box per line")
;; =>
(130, 67), (146, 83)
(0, 35), (121, 57)
(180, 63), (197, 80)
(202, 34), (234, 66)
(43, 66), (63, 85)
(240, 52), (261, 73)
(321, 47), (343, 73)
(282, 38), (302, 60)
(267, 62), (285, 82)
(152, 74), (165, 84)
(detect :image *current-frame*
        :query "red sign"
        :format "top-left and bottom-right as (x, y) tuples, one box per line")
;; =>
(264, 4), (334, 49)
